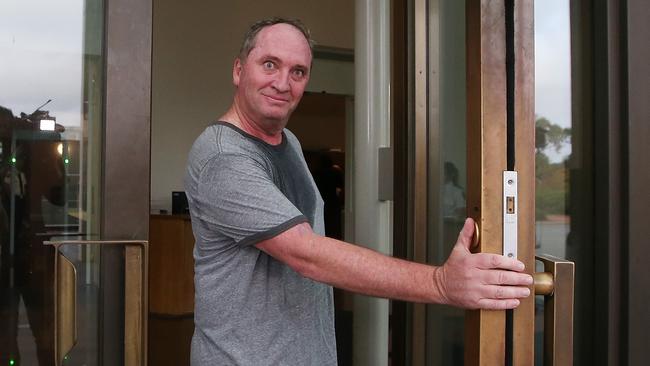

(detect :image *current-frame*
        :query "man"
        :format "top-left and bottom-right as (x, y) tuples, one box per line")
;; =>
(185, 18), (532, 365)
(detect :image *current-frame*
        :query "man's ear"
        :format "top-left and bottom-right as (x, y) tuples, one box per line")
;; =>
(233, 58), (242, 87)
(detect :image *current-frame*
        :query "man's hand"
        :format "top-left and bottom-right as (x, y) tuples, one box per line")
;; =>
(433, 218), (533, 310)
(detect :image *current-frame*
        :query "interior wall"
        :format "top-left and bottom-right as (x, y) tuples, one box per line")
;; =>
(151, 0), (354, 211)
(287, 92), (347, 151)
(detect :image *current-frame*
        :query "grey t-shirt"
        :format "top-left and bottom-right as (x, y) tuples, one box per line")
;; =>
(184, 122), (337, 365)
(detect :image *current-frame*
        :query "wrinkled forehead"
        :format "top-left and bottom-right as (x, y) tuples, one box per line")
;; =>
(249, 24), (312, 64)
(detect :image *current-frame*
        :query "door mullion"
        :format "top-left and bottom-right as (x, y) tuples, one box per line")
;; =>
(512, 0), (536, 365)
(102, 0), (152, 363)
(465, 0), (508, 364)
(412, 0), (429, 364)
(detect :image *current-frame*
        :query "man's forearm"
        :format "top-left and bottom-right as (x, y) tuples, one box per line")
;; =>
(257, 219), (532, 310)
(308, 236), (447, 303)
(257, 223), (446, 303)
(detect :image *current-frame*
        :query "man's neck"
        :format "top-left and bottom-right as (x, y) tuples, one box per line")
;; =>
(220, 104), (284, 145)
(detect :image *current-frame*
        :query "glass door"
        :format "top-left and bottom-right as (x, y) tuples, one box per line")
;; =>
(394, 0), (580, 364)
(0, 0), (151, 365)
(0, 1), (104, 364)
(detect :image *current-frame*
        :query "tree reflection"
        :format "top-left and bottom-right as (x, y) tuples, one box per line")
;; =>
(535, 116), (571, 221)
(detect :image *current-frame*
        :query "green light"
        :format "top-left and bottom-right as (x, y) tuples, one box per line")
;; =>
(10, 157), (16, 164)
(64, 158), (69, 164)
(10, 359), (15, 365)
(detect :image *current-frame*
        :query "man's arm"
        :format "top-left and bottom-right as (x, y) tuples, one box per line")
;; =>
(256, 217), (532, 310)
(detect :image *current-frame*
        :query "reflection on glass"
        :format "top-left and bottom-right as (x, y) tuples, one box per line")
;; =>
(0, 0), (103, 364)
(534, 0), (572, 259)
(426, 1), (467, 365)
(534, 1), (574, 365)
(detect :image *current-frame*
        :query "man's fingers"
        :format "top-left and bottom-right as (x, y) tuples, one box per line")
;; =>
(476, 253), (525, 272)
(482, 285), (531, 299)
(484, 270), (533, 286)
(475, 298), (521, 310)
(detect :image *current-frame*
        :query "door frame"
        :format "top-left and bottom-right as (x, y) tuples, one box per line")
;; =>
(392, 0), (650, 365)
(391, 0), (538, 364)
(100, 0), (152, 364)
(464, 1), (536, 364)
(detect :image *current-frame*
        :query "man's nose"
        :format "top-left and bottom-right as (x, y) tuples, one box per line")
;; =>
(272, 71), (291, 93)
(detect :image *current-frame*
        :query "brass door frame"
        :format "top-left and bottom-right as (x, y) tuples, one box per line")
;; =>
(511, 1), (536, 363)
(464, 1), (536, 364)
(395, 0), (541, 364)
(393, 0), (649, 364)
(100, 0), (152, 363)
(464, 0), (508, 363)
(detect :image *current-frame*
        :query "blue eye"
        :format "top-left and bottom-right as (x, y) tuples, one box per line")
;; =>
(263, 61), (275, 70)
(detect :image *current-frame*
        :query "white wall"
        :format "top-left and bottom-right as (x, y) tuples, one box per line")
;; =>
(151, 0), (355, 211)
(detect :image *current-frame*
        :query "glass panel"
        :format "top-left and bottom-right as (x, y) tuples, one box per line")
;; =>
(534, 2), (571, 258)
(535, 1), (593, 365)
(425, 0), (467, 365)
(534, 1), (574, 365)
(0, 0), (104, 364)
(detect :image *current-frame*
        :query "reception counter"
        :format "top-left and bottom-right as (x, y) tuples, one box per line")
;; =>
(149, 214), (195, 316)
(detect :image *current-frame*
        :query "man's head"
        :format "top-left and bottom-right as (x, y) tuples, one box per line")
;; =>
(238, 18), (315, 62)
(232, 18), (314, 134)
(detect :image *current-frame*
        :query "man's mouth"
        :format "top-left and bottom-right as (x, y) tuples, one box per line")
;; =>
(263, 94), (290, 103)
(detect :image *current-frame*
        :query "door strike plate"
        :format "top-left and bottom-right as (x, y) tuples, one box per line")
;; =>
(503, 171), (517, 259)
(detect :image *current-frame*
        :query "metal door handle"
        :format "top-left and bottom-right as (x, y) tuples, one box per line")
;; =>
(534, 254), (575, 366)
(46, 239), (149, 366)
(472, 221), (480, 248)
(55, 251), (77, 366)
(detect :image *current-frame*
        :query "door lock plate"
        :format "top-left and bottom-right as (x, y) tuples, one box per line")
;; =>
(503, 171), (518, 259)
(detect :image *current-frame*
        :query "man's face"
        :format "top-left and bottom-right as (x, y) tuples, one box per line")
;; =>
(233, 24), (312, 130)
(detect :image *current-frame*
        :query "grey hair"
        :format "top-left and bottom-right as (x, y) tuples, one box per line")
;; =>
(238, 17), (315, 61)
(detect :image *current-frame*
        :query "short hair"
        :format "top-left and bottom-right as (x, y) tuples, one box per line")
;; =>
(238, 17), (315, 61)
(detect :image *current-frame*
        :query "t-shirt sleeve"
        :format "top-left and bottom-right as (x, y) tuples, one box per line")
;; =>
(193, 153), (308, 247)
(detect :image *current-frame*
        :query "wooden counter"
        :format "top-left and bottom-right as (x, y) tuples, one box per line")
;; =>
(149, 214), (195, 315)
